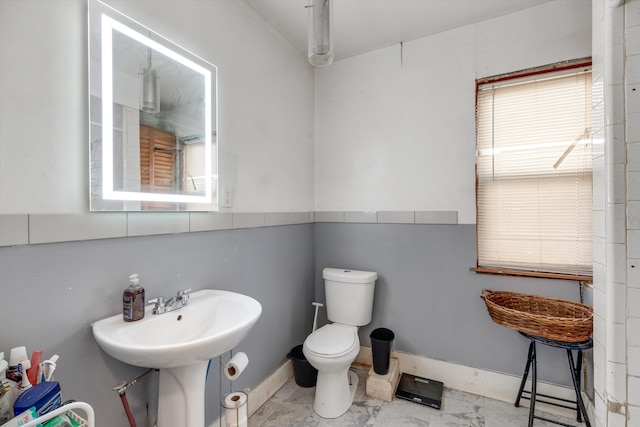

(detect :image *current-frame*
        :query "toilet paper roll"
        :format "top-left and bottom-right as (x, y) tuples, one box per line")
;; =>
(222, 392), (248, 427)
(224, 352), (249, 381)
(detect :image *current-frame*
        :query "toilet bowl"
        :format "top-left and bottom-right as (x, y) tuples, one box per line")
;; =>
(302, 268), (377, 419)
(303, 324), (360, 418)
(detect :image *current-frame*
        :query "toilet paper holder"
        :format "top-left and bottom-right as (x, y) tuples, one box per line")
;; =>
(221, 391), (248, 427)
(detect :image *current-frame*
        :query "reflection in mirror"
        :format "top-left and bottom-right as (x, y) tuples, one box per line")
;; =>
(89, 0), (218, 211)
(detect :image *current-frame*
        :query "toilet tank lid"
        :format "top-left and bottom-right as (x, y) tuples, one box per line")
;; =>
(323, 268), (377, 283)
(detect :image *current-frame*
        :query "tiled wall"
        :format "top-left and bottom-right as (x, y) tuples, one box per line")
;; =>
(592, 0), (640, 425)
(0, 211), (458, 246)
(625, 0), (640, 423)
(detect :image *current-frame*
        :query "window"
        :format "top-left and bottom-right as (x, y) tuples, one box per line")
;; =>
(475, 61), (592, 280)
(183, 136), (217, 198)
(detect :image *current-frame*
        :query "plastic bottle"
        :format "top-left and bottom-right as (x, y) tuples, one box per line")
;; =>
(38, 354), (59, 383)
(6, 346), (27, 384)
(0, 353), (18, 424)
(123, 273), (145, 322)
(16, 360), (32, 396)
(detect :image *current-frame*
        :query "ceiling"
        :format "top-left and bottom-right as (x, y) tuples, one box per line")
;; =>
(244, 0), (556, 61)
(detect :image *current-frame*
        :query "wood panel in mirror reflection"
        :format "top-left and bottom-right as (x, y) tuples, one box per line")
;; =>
(140, 125), (176, 210)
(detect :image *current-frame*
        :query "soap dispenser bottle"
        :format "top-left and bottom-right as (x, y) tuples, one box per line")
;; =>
(123, 273), (145, 322)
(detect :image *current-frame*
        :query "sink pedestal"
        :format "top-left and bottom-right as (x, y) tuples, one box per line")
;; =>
(158, 361), (208, 427)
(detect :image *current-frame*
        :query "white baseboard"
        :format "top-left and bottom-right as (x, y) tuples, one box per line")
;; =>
(246, 360), (294, 417)
(356, 346), (593, 420)
(211, 346), (595, 426)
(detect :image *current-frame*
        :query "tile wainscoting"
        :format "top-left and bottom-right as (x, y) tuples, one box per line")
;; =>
(0, 211), (458, 246)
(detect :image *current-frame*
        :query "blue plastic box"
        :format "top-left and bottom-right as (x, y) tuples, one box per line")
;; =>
(13, 381), (62, 417)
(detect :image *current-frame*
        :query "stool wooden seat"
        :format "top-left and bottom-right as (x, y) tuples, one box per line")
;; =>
(514, 332), (592, 427)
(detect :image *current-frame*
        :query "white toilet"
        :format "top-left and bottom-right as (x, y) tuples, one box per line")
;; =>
(303, 268), (377, 418)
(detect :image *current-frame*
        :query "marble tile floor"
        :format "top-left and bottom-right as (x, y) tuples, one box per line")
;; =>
(248, 369), (580, 427)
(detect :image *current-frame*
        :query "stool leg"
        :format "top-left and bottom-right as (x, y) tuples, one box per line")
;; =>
(567, 349), (591, 427)
(528, 343), (537, 427)
(574, 350), (583, 423)
(515, 341), (535, 408)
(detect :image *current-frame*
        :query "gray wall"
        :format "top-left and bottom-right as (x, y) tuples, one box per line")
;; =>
(0, 221), (592, 426)
(0, 224), (315, 426)
(314, 223), (586, 386)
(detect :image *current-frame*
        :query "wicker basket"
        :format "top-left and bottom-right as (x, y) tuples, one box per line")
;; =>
(481, 289), (593, 342)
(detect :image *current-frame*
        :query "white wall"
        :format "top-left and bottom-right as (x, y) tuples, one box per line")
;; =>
(0, 0), (315, 214)
(314, 0), (592, 224)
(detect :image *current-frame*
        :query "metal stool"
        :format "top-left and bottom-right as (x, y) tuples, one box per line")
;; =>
(514, 332), (592, 427)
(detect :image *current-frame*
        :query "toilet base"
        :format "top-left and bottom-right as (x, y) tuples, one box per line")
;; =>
(313, 370), (358, 418)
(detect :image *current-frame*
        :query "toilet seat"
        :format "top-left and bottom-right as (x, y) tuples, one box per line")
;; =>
(305, 324), (358, 357)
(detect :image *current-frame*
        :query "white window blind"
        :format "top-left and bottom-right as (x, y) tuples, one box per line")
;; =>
(476, 68), (592, 278)
(184, 137), (217, 197)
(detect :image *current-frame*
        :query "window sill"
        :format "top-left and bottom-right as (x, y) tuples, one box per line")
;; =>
(471, 267), (592, 282)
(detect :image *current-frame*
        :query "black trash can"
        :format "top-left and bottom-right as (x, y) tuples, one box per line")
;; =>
(287, 344), (318, 387)
(370, 328), (395, 375)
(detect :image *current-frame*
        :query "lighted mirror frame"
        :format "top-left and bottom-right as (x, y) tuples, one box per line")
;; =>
(89, 0), (218, 210)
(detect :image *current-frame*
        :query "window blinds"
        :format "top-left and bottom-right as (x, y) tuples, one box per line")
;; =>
(476, 70), (592, 278)
(184, 137), (217, 197)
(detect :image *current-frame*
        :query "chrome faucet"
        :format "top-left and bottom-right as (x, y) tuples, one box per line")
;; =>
(149, 289), (191, 314)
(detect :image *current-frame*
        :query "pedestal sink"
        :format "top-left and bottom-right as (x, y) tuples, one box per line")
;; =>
(92, 289), (262, 427)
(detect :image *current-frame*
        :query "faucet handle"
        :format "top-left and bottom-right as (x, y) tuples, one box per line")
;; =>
(177, 289), (192, 297)
(148, 296), (167, 314)
(148, 296), (165, 305)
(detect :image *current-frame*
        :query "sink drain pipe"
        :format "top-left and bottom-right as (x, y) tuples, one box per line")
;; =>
(113, 368), (156, 427)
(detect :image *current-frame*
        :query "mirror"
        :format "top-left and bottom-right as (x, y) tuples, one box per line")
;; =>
(89, 0), (218, 211)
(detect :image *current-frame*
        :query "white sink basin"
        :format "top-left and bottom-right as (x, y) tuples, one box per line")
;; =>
(93, 289), (262, 368)
(92, 289), (261, 427)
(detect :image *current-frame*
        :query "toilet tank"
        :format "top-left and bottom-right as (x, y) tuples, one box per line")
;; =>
(323, 268), (377, 326)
